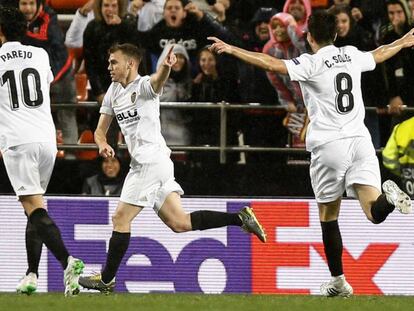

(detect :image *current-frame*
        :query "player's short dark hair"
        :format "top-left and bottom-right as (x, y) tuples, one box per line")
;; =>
(0, 6), (27, 42)
(308, 10), (337, 45)
(108, 43), (143, 63)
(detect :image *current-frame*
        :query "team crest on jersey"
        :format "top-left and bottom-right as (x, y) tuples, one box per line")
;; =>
(131, 92), (137, 103)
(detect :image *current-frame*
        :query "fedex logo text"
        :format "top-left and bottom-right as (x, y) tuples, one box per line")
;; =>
(36, 198), (414, 294)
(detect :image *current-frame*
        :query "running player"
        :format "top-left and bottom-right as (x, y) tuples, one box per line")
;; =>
(208, 10), (414, 297)
(0, 6), (84, 296)
(78, 43), (266, 293)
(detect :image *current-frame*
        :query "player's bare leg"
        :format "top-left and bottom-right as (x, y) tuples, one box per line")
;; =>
(353, 184), (381, 222)
(354, 182), (411, 225)
(318, 198), (353, 297)
(158, 192), (266, 242)
(80, 202), (142, 294)
(158, 192), (192, 232)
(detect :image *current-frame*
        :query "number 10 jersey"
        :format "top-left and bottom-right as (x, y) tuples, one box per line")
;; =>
(0, 41), (56, 152)
(284, 45), (375, 152)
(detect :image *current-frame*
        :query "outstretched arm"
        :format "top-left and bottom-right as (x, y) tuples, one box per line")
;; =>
(208, 37), (288, 75)
(371, 28), (414, 63)
(150, 45), (177, 94)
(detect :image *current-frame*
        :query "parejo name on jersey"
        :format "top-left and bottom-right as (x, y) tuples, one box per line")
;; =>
(0, 49), (32, 62)
(324, 53), (351, 68)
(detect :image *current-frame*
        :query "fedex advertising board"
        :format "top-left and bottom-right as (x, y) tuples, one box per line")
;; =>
(0, 196), (413, 295)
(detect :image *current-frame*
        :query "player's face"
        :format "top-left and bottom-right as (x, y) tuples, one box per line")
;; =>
(336, 12), (350, 37)
(171, 53), (186, 72)
(271, 19), (289, 42)
(164, 0), (186, 28)
(108, 51), (129, 83)
(255, 21), (270, 41)
(199, 50), (217, 76)
(288, 0), (305, 22)
(19, 0), (38, 21)
(101, 0), (119, 24)
(102, 157), (120, 178)
(388, 4), (406, 29)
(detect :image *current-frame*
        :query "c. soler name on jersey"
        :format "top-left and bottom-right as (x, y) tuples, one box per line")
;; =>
(0, 50), (32, 62)
(116, 109), (140, 125)
(324, 53), (351, 68)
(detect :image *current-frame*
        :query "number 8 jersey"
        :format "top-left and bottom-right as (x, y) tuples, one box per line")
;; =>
(284, 45), (375, 152)
(0, 42), (56, 153)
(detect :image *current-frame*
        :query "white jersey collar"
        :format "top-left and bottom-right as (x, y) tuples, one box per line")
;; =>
(1, 41), (23, 48)
(315, 44), (337, 54)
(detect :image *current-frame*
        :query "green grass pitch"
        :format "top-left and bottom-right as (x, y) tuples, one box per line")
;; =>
(1, 293), (414, 311)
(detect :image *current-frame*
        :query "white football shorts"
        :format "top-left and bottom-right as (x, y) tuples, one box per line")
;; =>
(2, 142), (57, 196)
(310, 136), (381, 203)
(120, 154), (184, 213)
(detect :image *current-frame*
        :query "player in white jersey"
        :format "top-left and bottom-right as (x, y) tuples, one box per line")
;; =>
(209, 10), (414, 297)
(0, 7), (84, 296)
(78, 43), (266, 293)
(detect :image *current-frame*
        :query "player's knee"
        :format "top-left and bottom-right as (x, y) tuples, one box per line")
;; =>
(165, 219), (190, 233)
(111, 211), (130, 227)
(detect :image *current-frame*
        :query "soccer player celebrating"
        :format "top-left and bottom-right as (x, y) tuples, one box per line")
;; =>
(209, 10), (414, 297)
(78, 43), (266, 293)
(0, 7), (84, 296)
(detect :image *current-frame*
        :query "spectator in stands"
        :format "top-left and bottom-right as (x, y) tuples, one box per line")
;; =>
(128, 0), (165, 31)
(84, 0), (143, 104)
(191, 0), (230, 22)
(283, 0), (312, 35)
(380, 0), (414, 123)
(225, 0), (284, 35)
(263, 12), (307, 147)
(236, 7), (288, 157)
(190, 47), (238, 147)
(409, 0), (414, 20)
(19, 0), (79, 150)
(192, 47), (237, 103)
(156, 44), (192, 145)
(138, 0), (235, 71)
(329, 0), (387, 42)
(66, 0), (164, 48)
(382, 116), (414, 198)
(330, 4), (387, 148)
(82, 156), (124, 195)
(264, 12), (306, 112)
(238, 7), (278, 104)
(64, 0), (95, 48)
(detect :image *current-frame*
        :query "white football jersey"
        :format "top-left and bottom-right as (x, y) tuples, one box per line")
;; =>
(0, 42), (56, 152)
(101, 75), (171, 163)
(284, 45), (375, 151)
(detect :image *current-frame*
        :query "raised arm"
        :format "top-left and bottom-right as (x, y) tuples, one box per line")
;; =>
(150, 45), (177, 94)
(94, 113), (115, 158)
(208, 37), (288, 75)
(371, 28), (414, 64)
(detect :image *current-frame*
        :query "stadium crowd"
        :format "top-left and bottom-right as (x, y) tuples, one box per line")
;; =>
(0, 0), (413, 195)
